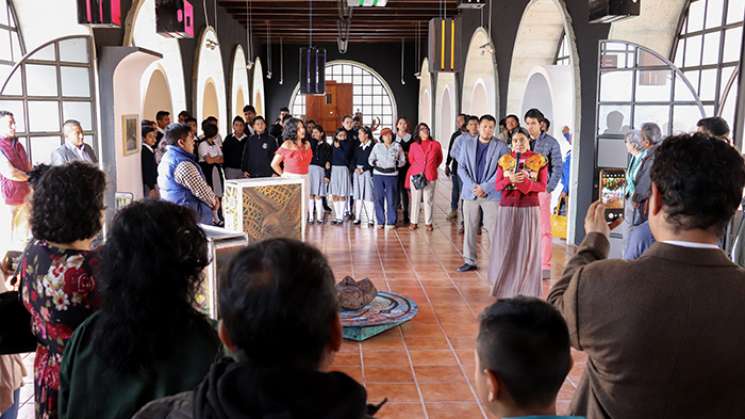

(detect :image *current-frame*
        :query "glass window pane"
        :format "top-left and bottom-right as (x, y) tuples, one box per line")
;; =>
(706, 0), (724, 28)
(723, 27), (742, 62)
(363, 75), (372, 85)
(342, 74), (351, 83)
(674, 41), (684, 67)
(0, 0), (8, 26)
(27, 101), (60, 132)
(699, 68), (718, 101)
(26, 64), (58, 97)
(719, 66), (736, 101)
(635, 70), (672, 102)
(728, 0), (745, 23)
(672, 105), (705, 133)
(597, 105), (631, 135)
(687, 0), (705, 33)
(28, 136), (62, 165)
(60, 66), (91, 97)
(701, 31), (721, 65)
(0, 100), (24, 132)
(720, 84), (737, 129)
(10, 32), (20, 61)
(684, 35), (702, 67)
(599, 71), (633, 102)
(29, 43), (56, 61)
(58, 38), (89, 63)
(675, 71), (699, 101)
(0, 30), (10, 61)
(634, 105), (670, 133)
(0, 63), (12, 85)
(1, 67), (20, 95)
(62, 101), (93, 130)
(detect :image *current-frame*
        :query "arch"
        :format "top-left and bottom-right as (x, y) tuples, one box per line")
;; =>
(252, 57), (265, 117)
(203, 78), (219, 120)
(231, 45), (250, 121)
(194, 26), (227, 137)
(125, 0), (186, 119)
(461, 27), (498, 117)
(435, 71), (457, 159)
(418, 57), (432, 126)
(608, 0), (687, 57)
(288, 60), (398, 133)
(141, 66), (174, 122)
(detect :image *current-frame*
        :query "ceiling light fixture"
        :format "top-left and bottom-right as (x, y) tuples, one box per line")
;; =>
(347, 0), (387, 6)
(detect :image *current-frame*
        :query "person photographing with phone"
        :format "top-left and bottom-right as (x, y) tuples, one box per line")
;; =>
(623, 123), (661, 260)
(488, 129), (548, 298)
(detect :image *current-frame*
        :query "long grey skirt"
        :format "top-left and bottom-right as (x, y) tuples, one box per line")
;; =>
(308, 165), (328, 197)
(488, 206), (542, 298)
(329, 165), (352, 197)
(353, 169), (374, 201)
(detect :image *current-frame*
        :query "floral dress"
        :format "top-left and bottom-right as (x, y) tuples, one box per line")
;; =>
(20, 240), (99, 419)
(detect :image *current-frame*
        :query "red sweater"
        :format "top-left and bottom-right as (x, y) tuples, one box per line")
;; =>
(495, 152), (548, 207)
(405, 139), (443, 189)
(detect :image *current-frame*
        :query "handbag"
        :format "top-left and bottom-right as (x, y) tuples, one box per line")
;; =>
(0, 254), (37, 355)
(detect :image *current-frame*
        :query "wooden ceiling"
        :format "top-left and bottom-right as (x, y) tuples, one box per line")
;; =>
(218, 0), (460, 44)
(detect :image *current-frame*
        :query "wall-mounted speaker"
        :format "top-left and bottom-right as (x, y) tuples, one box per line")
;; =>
(77, 0), (121, 27)
(589, 0), (641, 23)
(428, 17), (462, 73)
(156, 0), (194, 39)
(458, 0), (486, 9)
(300, 47), (327, 95)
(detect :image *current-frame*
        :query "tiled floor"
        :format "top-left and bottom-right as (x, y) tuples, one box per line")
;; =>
(14, 177), (585, 419)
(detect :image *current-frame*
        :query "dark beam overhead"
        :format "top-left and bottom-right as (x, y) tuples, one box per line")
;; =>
(219, 0), (459, 43)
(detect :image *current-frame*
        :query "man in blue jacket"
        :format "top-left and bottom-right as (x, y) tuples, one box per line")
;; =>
(157, 123), (219, 225)
(454, 115), (510, 272)
(525, 109), (563, 278)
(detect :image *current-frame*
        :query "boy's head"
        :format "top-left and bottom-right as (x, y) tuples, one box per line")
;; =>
(476, 297), (572, 417)
(218, 238), (342, 371)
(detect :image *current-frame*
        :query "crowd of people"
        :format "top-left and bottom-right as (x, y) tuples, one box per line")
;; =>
(2, 102), (745, 419)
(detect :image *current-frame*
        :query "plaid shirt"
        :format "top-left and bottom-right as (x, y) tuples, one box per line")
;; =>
(174, 161), (216, 205)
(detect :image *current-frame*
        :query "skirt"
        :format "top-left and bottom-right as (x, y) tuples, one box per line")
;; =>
(352, 170), (374, 202)
(329, 166), (352, 197)
(224, 167), (244, 180)
(488, 206), (542, 298)
(308, 165), (328, 197)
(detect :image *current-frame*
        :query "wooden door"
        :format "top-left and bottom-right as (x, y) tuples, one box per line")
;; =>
(305, 81), (353, 135)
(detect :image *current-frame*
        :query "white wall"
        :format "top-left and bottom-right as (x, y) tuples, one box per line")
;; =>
(13, 0), (92, 52)
(435, 72), (457, 163)
(418, 58), (432, 126)
(609, 0), (687, 57)
(231, 45), (250, 121)
(462, 27), (497, 117)
(194, 26), (227, 138)
(252, 57), (265, 117)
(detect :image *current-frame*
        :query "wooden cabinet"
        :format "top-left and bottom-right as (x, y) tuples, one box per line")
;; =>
(305, 81), (353, 135)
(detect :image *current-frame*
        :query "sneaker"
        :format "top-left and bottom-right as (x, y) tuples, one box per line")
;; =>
(409, 224), (418, 231)
(385, 225), (396, 230)
(425, 224), (434, 232)
(457, 263), (478, 272)
(368, 222), (375, 227)
(446, 210), (458, 221)
(353, 220), (361, 225)
(376, 225), (385, 230)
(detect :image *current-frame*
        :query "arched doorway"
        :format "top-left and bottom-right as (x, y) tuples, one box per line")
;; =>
(252, 57), (265, 117)
(231, 45), (250, 121)
(194, 26), (227, 137)
(203, 79), (219, 120)
(142, 67), (173, 120)
(462, 27), (498, 117)
(418, 58), (432, 126)
(435, 72), (457, 157)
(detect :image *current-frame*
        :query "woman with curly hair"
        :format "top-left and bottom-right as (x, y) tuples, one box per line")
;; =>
(19, 162), (105, 419)
(58, 200), (222, 419)
(488, 128), (548, 298)
(271, 118), (313, 226)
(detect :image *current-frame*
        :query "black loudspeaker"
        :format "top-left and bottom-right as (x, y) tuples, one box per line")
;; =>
(428, 17), (462, 73)
(156, 0), (194, 39)
(458, 0), (486, 9)
(300, 47), (326, 95)
(77, 0), (121, 27)
(589, 0), (641, 23)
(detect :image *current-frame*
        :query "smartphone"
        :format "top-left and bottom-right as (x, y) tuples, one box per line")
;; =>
(599, 168), (626, 223)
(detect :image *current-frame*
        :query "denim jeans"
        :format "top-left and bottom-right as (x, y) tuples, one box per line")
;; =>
(450, 169), (462, 211)
(373, 175), (398, 225)
(0, 389), (20, 419)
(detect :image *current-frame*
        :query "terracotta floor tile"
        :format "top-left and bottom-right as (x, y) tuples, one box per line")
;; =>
(400, 322), (444, 337)
(364, 365), (415, 383)
(409, 350), (459, 367)
(332, 365), (364, 383)
(331, 351), (361, 366)
(413, 366), (466, 383)
(376, 402), (426, 419)
(404, 335), (450, 350)
(420, 382), (476, 402)
(363, 350), (411, 367)
(425, 402), (485, 419)
(365, 383), (421, 403)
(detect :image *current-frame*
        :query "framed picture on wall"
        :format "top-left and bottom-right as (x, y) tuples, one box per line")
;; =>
(122, 114), (139, 156)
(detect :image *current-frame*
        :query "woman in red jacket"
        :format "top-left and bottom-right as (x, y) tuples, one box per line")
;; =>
(488, 128), (548, 298)
(405, 123), (443, 231)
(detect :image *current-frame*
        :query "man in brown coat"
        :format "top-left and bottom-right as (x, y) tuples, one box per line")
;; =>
(548, 132), (745, 419)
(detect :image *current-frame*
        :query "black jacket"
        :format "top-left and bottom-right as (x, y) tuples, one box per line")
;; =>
(310, 138), (333, 178)
(221, 134), (248, 170)
(353, 141), (375, 172)
(241, 133), (278, 178)
(141, 144), (158, 192)
(133, 357), (382, 419)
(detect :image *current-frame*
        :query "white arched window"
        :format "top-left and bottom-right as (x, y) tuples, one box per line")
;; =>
(554, 31), (571, 66)
(0, 0), (23, 84)
(672, 0), (744, 123)
(289, 60), (397, 134)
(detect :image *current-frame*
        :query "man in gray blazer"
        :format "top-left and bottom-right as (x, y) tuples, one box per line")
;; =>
(454, 114), (510, 272)
(51, 120), (97, 166)
(548, 132), (745, 419)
